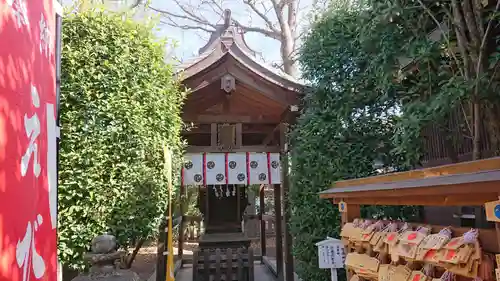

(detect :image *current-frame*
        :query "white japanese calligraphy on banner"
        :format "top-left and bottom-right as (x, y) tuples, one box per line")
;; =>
(6, 0), (29, 28)
(16, 215), (46, 281)
(20, 85), (42, 178)
(1, 0), (59, 280)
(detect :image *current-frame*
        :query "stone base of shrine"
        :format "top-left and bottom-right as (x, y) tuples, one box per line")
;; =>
(198, 232), (252, 250)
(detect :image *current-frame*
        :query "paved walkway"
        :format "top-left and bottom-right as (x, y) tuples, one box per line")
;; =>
(171, 263), (277, 281)
(148, 262), (276, 281)
(147, 257), (302, 281)
(262, 257), (302, 281)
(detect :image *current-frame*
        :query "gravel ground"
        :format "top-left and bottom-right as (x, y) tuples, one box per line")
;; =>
(130, 241), (157, 280)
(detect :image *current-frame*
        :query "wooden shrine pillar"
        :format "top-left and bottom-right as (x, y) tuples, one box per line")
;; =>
(496, 217), (500, 252)
(274, 183), (284, 281)
(280, 123), (294, 281)
(339, 202), (360, 227)
(260, 185), (267, 260)
(178, 184), (185, 266)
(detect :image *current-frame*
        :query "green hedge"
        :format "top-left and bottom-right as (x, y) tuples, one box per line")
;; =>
(290, 4), (424, 281)
(58, 10), (186, 269)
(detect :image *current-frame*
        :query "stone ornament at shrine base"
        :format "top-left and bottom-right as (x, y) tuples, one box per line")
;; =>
(71, 234), (140, 281)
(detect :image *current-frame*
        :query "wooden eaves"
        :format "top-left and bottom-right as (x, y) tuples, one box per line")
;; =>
(320, 157), (500, 206)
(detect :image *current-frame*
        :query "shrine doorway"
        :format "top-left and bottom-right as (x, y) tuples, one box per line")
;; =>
(205, 184), (248, 233)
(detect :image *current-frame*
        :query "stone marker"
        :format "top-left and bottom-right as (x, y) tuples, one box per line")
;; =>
(71, 234), (140, 281)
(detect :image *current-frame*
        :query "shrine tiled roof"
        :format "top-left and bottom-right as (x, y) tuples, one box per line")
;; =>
(175, 9), (304, 91)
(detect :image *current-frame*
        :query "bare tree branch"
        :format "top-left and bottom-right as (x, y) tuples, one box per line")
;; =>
(159, 20), (215, 33)
(204, 0), (225, 16)
(275, 0), (286, 11)
(149, 0), (302, 76)
(242, 0), (280, 33)
(269, 0), (285, 27)
(288, 0), (298, 34)
(205, 0), (225, 17)
(473, 0), (485, 37)
(172, 0), (213, 26)
(272, 60), (285, 72)
(475, 0), (500, 95)
(477, 0), (500, 73)
(237, 23), (281, 39)
(149, 5), (217, 30)
(416, 0), (464, 78)
(451, 0), (472, 78)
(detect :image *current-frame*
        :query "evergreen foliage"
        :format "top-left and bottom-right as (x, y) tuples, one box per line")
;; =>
(290, 2), (445, 279)
(291, 0), (500, 278)
(58, 10), (186, 269)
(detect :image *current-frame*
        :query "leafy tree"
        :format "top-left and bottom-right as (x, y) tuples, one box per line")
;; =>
(393, 0), (500, 161)
(291, 1), (500, 280)
(290, 3), (427, 280)
(58, 9), (186, 270)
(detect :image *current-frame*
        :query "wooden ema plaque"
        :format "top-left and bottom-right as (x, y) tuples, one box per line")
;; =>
(420, 234), (449, 250)
(393, 265), (411, 281)
(384, 232), (399, 246)
(421, 249), (445, 264)
(441, 237), (470, 264)
(440, 239), (480, 278)
(399, 231), (427, 244)
(360, 232), (375, 242)
(397, 231), (427, 259)
(349, 275), (360, 281)
(447, 259), (479, 278)
(398, 242), (419, 259)
(409, 271), (429, 281)
(370, 232), (383, 247)
(340, 223), (355, 238)
(378, 264), (395, 281)
(345, 252), (380, 277)
(362, 224), (377, 234)
(349, 228), (364, 243)
(373, 233), (387, 252)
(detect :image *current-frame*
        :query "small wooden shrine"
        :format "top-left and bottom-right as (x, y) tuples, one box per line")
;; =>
(173, 9), (302, 281)
(319, 157), (500, 281)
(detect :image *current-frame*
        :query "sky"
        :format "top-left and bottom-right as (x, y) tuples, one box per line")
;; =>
(147, 0), (283, 64)
(62, 0), (316, 67)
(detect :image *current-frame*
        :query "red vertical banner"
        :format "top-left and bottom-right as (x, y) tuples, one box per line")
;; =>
(246, 152), (250, 185)
(0, 0), (59, 280)
(267, 152), (272, 184)
(202, 152), (207, 186)
(224, 152), (228, 185)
